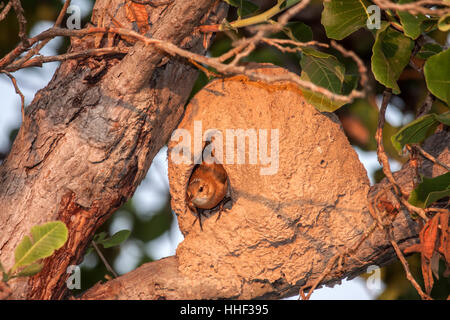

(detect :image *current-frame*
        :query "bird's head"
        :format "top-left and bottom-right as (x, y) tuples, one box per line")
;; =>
(187, 178), (214, 208)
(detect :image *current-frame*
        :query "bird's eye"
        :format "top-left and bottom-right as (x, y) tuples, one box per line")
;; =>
(199, 186), (204, 193)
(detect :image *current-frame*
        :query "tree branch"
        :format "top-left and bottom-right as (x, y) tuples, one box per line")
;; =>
(0, 0), (228, 299)
(373, 0), (450, 16)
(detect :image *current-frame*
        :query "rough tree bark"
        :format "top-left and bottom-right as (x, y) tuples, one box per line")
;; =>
(0, 0), (228, 299)
(0, 0), (447, 301)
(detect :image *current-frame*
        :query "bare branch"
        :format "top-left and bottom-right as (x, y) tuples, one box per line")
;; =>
(11, 0), (27, 42)
(1, 70), (25, 123)
(0, 0), (368, 107)
(373, 0), (450, 16)
(1, 24), (366, 104)
(131, 0), (174, 6)
(278, 0), (312, 26)
(299, 253), (340, 300)
(414, 144), (450, 172)
(6, 47), (128, 72)
(91, 241), (119, 279)
(0, 1), (13, 22)
(9, 0), (72, 72)
(375, 89), (428, 221)
(416, 92), (435, 118)
(330, 40), (368, 92)
(367, 199), (432, 300)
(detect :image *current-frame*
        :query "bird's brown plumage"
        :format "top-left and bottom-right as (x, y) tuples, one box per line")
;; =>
(186, 161), (228, 230)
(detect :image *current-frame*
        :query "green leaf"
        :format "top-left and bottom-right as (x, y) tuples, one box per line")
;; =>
(0, 261), (6, 282)
(238, 0), (258, 17)
(371, 24), (414, 94)
(321, 0), (371, 40)
(97, 230), (131, 249)
(342, 74), (358, 95)
(299, 48), (347, 112)
(435, 111), (450, 126)
(14, 262), (43, 278)
(282, 21), (313, 42)
(424, 48), (450, 106)
(390, 114), (436, 153)
(397, 0), (426, 39)
(420, 18), (439, 33)
(299, 73), (348, 112)
(84, 246), (94, 256)
(224, 0), (259, 18)
(391, 112), (449, 153)
(301, 48), (345, 94)
(93, 232), (107, 243)
(133, 207), (173, 242)
(342, 59), (360, 95)
(85, 231), (108, 255)
(437, 12), (450, 32)
(408, 172), (450, 208)
(12, 221), (68, 273)
(223, 0), (240, 7)
(416, 43), (443, 60)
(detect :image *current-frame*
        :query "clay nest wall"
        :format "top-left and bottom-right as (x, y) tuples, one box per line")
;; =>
(167, 64), (419, 299)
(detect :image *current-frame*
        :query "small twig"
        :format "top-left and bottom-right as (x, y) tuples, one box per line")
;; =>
(413, 144), (450, 172)
(416, 92), (434, 118)
(229, 42), (256, 66)
(375, 89), (428, 221)
(376, 89), (400, 193)
(209, 0), (311, 33)
(373, 0), (450, 16)
(367, 200), (432, 300)
(406, 144), (420, 189)
(400, 197), (429, 221)
(278, 0), (311, 26)
(131, 0), (174, 6)
(260, 39), (369, 94)
(188, 59), (220, 79)
(330, 40), (368, 91)
(299, 218), (380, 300)
(6, 47), (129, 72)
(8, 0), (72, 71)
(0, 0), (365, 109)
(1, 70), (25, 123)
(11, 0), (27, 42)
(299, 253), (340, 300)
(424, 207), (450, 214)
(0, 1), (13, 22)
(217, 41), (249, 62)
(390, 238), (432, 300)
(368, 190), (390, 227)
(91, 241), (119, 278)
(262, 38), (329, 53)
(0, 26), (366, 104)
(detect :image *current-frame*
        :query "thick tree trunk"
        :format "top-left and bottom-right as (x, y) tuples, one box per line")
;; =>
(0, 0), (227, 299)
